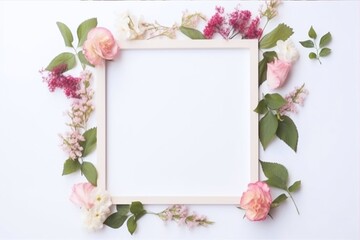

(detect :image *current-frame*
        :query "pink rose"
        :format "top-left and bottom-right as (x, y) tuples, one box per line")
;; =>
(83, 27), (119, 66)
(240, 181), (272, 221)
(267, 59), (292, 89)
(70, 182), (95, 210)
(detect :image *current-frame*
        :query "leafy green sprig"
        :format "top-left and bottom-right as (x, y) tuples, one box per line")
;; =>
(255, 93), (299, 152)
(300, 26), (332, 64)
(260, 161), (301, 214)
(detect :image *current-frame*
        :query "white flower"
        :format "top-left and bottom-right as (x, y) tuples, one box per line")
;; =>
(116, 11), (147, 40)
(91, 187), (112, 210)
(82, 204), (111, 231)
(276, 39), (299, 63)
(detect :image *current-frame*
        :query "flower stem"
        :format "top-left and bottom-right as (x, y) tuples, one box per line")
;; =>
(287, 191), (300, 215)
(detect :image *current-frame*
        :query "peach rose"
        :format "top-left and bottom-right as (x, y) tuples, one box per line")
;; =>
(70, 182), (95, 210)
(267, 59), (291, 89)
(83, 27), (119, 66)
(240, 181), (272, 221)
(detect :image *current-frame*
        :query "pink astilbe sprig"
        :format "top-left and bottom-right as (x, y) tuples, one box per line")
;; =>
(60, 70), (95, 160)
(279, 84), (308, 115)
(203, 6), (263, 40)
(41, 64), (81, 98)
(60, 130), (85, 160)
(157, 205), (213, 228)
(67, 70), (95, 130)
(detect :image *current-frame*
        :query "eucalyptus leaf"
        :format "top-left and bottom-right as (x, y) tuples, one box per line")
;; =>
(264, 93), (287, 110)
(45, 52), (76, 72)
(116, 205), (130, 215)
(104, 212), (128, 229)
(80, 127), (97, 157)
(81, 161), (98, 186)
(130, 201), (144, 215)
(62, 158), (81, 175)
(258, 51), (277, 86)
(56, 22), (74, 47)
(309, 52), (317, 59)
(259, 112), (278, 150)
(299, 40), (314, 48)
(127, 216), (137, 235)
(271, 193), (288, 208)
(319, 47), (331, 57)
(254, 99), (268, 115)
(77, 18), (97, 47)
(260, 160), (289, 188)
(288, 180), (301, 192)
(259, 23), (294, 49)
(77, 51), (94, 67)
(308, 26), (317, 39)
(276, 115), (298, 152)
(179, 26), (205, 39)
(319, 32), (332, 48)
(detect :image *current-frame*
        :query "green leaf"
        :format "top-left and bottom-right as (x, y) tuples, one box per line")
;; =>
(116, 205), (130, 216)
(127, 216), (137, 235)
(134, 210), (147, 221)
(266, 176), (287, 190)
(77, 51), (94, 68)
(259, 112), (278, 150)
(130, 201), (144, 215)
(259, 23), (294, 49)
(276, 115), (298, 152)
(104, 213), (128, 229)
(81, 161), (98, 186)
(179, 26), (205, 39)
(56, 22), (74, 47)
(62, 159), (81, 175)
(319, 47), (331, 57)
(299, 40), (314, 48)
(254, 99), (268, 114)
(258, 51), (277, 86)
(77, 18), (97, 47)
(308, 26), (317, 39)
(288, 180), (301, 192)
(271, 194), (288, 208)
(319, 32), (332, 48)
(260, 160), (289, 189)
(80, 127), (97, 157)
(45, 52), (76, 72)
(309, 52), (317, 59)
(264, 93), (287, 110)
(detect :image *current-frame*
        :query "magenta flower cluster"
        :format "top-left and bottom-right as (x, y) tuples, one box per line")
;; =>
(203, 6), (263, 40)
(158, 205), (212, 228)
(42, 64), (81, 98)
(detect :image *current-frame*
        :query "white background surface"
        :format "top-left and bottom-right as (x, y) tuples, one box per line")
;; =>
(0, 1), (359, 239)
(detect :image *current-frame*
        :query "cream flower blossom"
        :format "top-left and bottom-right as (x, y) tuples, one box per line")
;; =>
(116, 11), (147, 40)
(82, 204), (111, 231)
(276, 39), (299, 63)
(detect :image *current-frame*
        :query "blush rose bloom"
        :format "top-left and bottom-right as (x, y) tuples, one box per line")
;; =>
(70, 182), (95, 210)
(240, 181), (272, 221)
(83, 27), (119, 66)
(267, 59), (292, 89)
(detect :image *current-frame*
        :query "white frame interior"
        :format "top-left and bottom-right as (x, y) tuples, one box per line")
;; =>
(96, 40), (259, 204)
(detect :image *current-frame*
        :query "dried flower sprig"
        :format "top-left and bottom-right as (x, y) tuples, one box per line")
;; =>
(157, 205), (213, 228)
(279, 84), (308, 115)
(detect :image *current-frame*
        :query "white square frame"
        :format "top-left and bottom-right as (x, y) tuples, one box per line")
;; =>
(96, 40), (259, 204)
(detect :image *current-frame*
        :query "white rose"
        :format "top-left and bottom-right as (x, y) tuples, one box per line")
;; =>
(276, 39), (299, 63)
